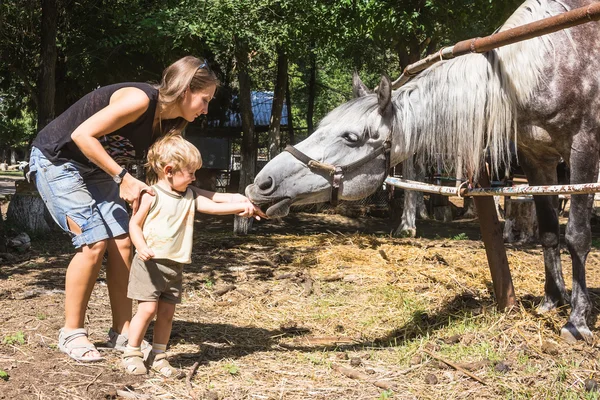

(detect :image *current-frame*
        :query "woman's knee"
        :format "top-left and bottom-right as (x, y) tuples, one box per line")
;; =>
(79, 240), (108, 261)
(111, 234), (132, 253)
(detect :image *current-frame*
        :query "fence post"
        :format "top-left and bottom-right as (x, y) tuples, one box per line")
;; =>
(472, 171), (516, 311)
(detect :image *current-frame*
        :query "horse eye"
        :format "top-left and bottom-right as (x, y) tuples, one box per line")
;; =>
(342, 132), (359, 143)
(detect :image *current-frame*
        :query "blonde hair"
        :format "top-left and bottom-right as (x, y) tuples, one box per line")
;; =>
(154, 56), (220, 137)
(145, 134), (203, 185)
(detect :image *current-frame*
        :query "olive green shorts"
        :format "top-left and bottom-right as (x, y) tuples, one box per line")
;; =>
(127, 256), (184, 304)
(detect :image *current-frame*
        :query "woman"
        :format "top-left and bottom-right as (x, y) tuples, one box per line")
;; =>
(29, 56), (254, 361)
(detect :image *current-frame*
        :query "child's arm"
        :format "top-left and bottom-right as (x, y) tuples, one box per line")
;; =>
(195, 194), (259, 216)
(190, 187), (267, 219)
(129, 192), (155, 261)
(190, 186), (251, 204)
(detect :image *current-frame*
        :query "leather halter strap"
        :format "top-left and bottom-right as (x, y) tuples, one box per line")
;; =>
(284, 139), (392, 206)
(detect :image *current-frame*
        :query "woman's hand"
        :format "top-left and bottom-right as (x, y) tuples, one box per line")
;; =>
(119, 173), (154, 213)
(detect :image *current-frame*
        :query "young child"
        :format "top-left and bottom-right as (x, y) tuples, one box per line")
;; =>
(122, 134), (262, 377)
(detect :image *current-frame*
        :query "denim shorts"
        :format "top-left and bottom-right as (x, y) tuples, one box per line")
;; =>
(29, 146), (129, 248)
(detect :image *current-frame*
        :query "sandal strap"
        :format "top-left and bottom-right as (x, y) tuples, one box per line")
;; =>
(68, 344), (98, 358)
(152, 355), (174, 372)
(60, 328), (89, 346)
(123, 350), (144, 359)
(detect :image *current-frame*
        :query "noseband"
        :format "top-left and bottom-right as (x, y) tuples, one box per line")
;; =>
(284, 138), (392, 206)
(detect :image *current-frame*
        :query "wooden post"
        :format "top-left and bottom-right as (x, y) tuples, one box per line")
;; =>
(472, 171), (516, 310)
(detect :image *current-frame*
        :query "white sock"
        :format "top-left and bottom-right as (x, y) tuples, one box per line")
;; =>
(126, 344), (141, 352)
(152, 343), (167, 354)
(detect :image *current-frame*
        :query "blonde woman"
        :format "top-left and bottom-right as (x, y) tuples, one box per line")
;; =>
(28, 56), (257, 362)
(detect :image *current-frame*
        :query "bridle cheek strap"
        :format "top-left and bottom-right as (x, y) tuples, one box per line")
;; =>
(284, 139), (392, 207)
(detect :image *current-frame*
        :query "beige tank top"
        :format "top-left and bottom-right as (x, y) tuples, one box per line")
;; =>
(141, 184), (196, 264)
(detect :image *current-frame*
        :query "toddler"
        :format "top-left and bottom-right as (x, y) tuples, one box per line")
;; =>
(122, 134), (261, 376)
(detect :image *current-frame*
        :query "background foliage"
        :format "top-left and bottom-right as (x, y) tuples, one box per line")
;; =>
(0, 0), (522, 156)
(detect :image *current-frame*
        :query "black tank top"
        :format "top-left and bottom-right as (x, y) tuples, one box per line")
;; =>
(32, 82), (159, 166)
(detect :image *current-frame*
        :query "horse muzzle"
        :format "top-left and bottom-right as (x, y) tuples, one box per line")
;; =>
(245, 183), (294, 218)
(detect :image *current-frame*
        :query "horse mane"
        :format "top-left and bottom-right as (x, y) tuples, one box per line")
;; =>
(396, 0), (568, 178)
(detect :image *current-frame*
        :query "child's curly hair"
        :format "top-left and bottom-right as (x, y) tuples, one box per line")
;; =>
(145, 134), (202, 185)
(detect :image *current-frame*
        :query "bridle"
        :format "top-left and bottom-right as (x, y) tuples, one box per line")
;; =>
(284, 137), (392, 206)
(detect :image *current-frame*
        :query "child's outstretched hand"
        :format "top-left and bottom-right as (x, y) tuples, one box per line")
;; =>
(137, 247), (155, 261)
(238, 202), (268, 220)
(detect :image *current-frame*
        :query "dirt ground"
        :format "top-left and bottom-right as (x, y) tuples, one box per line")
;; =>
(2, 201), (600, 399)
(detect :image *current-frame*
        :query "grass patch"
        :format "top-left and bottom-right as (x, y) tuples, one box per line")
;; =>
(223, 362), (239, 375)
(2, 331), (25, 345)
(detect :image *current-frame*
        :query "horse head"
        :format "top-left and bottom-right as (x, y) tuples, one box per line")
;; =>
(246, 74), (402, 218)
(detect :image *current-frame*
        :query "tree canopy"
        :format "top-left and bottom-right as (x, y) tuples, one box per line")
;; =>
(0, 0), (522, 153)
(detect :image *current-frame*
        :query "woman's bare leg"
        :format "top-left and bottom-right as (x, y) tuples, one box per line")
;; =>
(63, 239), (107, 358)
(106, 234), (133, 335)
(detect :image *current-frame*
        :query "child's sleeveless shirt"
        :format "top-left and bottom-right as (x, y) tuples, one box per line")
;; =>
(142, 185), (196, 264)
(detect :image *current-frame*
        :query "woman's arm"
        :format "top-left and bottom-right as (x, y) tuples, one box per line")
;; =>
(70, 87), (154, 210)
(129, 192), (155, 261)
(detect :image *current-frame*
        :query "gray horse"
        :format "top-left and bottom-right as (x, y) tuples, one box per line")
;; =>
(246, 0), (600, 343)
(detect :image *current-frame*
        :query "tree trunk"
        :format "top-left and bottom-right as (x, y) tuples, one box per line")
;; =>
(6, 181), (53, 234)
(234, 38), (256, 235)
(37, 0), (58, 130)
(8, 0), (58, 238)
(307, 46), (317, 135)
(285, 73), (295, 145)
(268, 49), (288, 160)
(0, 203), (6, 253)
(503, 196), (538, 244)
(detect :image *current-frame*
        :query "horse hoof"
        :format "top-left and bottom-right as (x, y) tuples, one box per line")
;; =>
(560, 323), (593, 345)
(536, 300), (557, 315)
(395, 228), (416, 238)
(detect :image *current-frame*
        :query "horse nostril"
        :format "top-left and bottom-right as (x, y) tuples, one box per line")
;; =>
(257, 176), (274, 191)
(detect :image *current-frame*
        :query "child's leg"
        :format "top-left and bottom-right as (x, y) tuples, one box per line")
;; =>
(122, 301), (157, 375)
(150, 301), (182, 378)
(153, 300), (176, 345)
(128, 301), (158, 347)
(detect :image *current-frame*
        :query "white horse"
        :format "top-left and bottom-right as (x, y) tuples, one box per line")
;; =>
(247, 0), (600, 342)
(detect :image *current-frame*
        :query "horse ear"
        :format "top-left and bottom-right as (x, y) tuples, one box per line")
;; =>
(352, 72), (370, 98)
(377, 74), (392, 115)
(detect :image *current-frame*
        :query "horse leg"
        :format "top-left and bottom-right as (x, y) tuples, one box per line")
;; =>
(518, 153), (569, 313)
(396, 160), (417, 237)
(561, 149), (599, 343)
